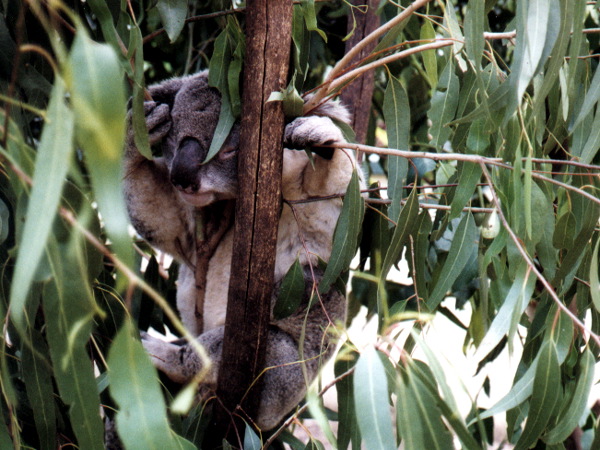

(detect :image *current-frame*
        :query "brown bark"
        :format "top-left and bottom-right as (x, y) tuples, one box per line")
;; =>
(209, 0), (293, 444)
(340, 0), (380, 147)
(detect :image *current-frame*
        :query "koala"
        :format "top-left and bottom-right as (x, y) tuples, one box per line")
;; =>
(123, 71), (361, 430)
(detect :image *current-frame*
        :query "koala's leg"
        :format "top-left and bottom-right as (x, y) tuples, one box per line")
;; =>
(123, 102), (195, 261)
(142, 268), (346, 430)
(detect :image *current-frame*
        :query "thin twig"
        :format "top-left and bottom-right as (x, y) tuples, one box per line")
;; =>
(305, 0), (433, 111)
(333, 142), (600, 207)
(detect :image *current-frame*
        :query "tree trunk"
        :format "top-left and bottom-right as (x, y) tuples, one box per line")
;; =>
(209, 0), (293, 445)
(340, 0), (379, 147)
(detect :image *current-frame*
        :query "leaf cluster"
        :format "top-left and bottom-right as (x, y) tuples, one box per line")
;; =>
(0, 0), (599, 449)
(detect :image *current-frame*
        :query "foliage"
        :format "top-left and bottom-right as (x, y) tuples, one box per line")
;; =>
(0, 0), (599, 449)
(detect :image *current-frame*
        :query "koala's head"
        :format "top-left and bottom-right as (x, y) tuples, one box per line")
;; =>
(149, 72), (239, 208)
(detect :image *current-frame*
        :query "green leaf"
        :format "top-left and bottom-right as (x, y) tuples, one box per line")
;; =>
(514, 341), (560, 450)
(0, 198), (9, 245)
(545, 348), (595, 444)
(449, 163), (481, 220)
(319, 170), (364, 293)
(474, 263), (536, 361)
(570, 57), (600, 131)
(353, 347), (396, 450)
(273, 258), (305, 319)
(108, 321), (195, 450)
(381, 187), (419, 280)
(335, 351), (360, 450)
(87, 0), (128, 66)
(404, 362), (455, 449)
(464, 0), (485, 69)
(243, 424), (262, 450)
(532, 0), (573, 120)
(306, 389), (336, 446)
(504, 0), (559, 122)
(301, 0), (327, 42)
(22, 328), (56, 450)
(207, 28), (236, 163)
(444, 0), (465, 67)
(420, 20), (438, 87)
(410, 335), (480, 449)
(43, 243), (104, 450)
(590, 238), (600, 312)
(466, 118), (490, 154)
(429, 59), (459, 149)
(553, 211), (576, 250)
(9, 79), (74, 331)
(129, 21), (153, 160)
(156, 0), (188, 43)
(383, 75), (409, 222)
(68, 31), (132, 271)
(427, 213), (479, 310)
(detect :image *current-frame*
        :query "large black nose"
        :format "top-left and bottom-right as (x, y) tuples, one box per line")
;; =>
(170, 138), (205, 192)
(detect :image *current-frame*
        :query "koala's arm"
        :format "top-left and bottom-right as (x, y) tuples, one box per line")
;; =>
(123, 101), (195, 262)
(142, 268), (345, 430)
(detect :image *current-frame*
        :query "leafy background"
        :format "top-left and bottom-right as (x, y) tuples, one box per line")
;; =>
(1, 0), (600, 449)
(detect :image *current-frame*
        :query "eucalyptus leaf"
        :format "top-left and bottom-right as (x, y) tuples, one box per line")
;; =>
(68, 31), (132, 272)
(383, 75), (409, 222)
(514, 341), (560, 450)
(108, 321), (195, 449)
(429, 59), (459, 149)
(319, 170), (364, 293)
(353, 347), (396, 450)
(427, 213), (479, 310)
(156, 0), (188, 43)
(9, 79), (73, 331)
(273, 258), (305, 319)
(544, 348), (595, 444)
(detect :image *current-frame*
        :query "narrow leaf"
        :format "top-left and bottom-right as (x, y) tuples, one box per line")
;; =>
(514, 341), (560, 450)
(108, 321), (195, 449)
(474, 263), (536, 361)
(381, 187), (419, 280)
(449, 163), (481, 220)
(545, 348), (595, 444)
(68, 31), (132, 271)
(427, 213), (478, 310)
(429, 60), (459, 149)
(9, 79), (73, 330)
(420, 20), (438, 86)
(383, 75), (409, 222)
(570, 58), (600, 131)
(273, 258), (305, 319)
(464, 0), (485, 69)
(590, 238), (600, 312)
(319, 170), (364, 293)
(353, 347), (396, 450)
(156, 0), (188, 43)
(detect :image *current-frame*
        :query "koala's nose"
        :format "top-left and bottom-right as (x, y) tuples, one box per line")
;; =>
(171, 138), (204, 192)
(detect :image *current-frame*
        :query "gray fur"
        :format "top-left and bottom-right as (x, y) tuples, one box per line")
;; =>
(123, 71), (359, 430)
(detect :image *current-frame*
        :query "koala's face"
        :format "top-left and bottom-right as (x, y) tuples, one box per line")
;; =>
(155, 74), (239, 208)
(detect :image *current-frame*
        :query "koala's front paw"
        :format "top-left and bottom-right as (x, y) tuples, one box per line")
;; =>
(143, 101), (172, 146)
(141, 332), (198, 384)
(284, 116), (345, 160)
